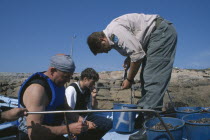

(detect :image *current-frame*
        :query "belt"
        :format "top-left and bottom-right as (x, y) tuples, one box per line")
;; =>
(155, 17), (164, 28)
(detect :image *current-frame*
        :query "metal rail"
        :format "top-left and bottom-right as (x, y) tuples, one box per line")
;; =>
(27, 109), (175, 140)
(27, 109), (154, 114)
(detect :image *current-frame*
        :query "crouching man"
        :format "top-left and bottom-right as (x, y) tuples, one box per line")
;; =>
(65, 68), (113, 140)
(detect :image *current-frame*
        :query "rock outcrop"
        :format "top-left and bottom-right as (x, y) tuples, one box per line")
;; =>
(1, 68), (210, 109)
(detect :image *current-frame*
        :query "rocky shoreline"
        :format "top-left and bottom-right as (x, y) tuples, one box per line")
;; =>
(1, 68), (210, 109)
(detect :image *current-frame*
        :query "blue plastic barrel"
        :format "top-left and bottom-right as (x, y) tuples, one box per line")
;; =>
(175, 107), (202, 139)
(174, 107), (202, 119)
(202, 107), (210, 112)
(144, 117), (185, 140)
(113, 103), (137, 133)
(182, 113), (210, 140)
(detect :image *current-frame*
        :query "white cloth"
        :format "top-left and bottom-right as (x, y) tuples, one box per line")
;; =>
(103, 13), (159, 62)
(65, 82), (92, 109)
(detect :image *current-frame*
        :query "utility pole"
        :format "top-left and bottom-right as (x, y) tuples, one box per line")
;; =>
(70, 34), (77, 57)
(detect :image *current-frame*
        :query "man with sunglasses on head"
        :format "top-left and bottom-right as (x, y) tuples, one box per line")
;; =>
(18, 54), (88, 140)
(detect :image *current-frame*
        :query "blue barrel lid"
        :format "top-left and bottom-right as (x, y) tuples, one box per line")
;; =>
(182, 113), (210, 126)
(144, 117), (185, 132)
(174, 107), (202, 113)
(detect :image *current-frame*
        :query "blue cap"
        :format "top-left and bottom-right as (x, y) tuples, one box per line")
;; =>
(50, 54), (75, 73)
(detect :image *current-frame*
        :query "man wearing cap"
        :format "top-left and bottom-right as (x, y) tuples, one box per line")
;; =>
(18, 54), (88, 140)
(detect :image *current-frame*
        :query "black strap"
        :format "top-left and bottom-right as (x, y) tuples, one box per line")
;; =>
(29, 78), (52, 101)
(70, 83), (91, 112)
(70, 83), (81, 96)
(20, 76), (52, 108)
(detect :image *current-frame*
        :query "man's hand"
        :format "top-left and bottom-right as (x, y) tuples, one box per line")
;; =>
(69, 122), (88, 135)
(86, 121), (97, 130)
(1, 108), (27, 121)
(91, 88), (97, 98)
(122, 59), (142, 89)
(78, 117), (96, 130)
(90, 88), (98, 109)
(122, 79), (132, 89)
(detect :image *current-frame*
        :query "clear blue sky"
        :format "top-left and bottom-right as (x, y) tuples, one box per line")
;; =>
(0, 0), (210, 73)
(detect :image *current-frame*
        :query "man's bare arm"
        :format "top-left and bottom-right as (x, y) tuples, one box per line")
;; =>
(122, 59), (142, 89)
(1, 108), (27, 121)
(23, 84), (86, 140)
(91, 88), (98, 109)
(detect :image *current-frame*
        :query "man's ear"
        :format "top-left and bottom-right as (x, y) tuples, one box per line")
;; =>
(49, 67), (57, 75)
(83, 77), (88, 81)
(99, 37), (105, 41)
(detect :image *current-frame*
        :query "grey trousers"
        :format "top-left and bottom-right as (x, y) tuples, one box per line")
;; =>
(137, 19), (177, 110)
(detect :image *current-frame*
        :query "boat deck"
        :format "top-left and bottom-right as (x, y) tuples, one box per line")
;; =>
(102, 129), (138, 140)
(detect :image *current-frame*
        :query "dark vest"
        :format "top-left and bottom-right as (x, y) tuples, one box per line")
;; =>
(70, 83), (91, 111)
